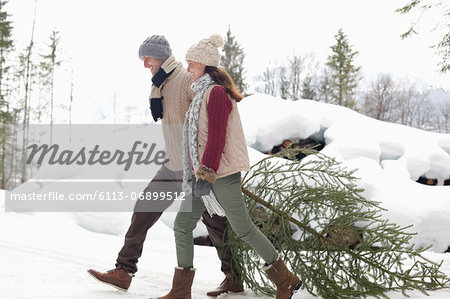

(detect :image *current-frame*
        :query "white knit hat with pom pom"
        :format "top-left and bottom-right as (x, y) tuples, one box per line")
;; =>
(185, 34), (224, 67)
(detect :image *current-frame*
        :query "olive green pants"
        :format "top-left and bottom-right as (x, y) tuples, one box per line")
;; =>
(174, 172), (278, 268)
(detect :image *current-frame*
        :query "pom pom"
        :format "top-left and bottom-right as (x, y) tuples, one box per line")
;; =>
(209, 34), (224, 48)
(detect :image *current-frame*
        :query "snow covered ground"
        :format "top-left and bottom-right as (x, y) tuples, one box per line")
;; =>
(1, 199), (449, 299)
(2, 93), (450, 298)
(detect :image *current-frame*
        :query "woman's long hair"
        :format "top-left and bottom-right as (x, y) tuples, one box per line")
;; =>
(205, 66), (243, 102)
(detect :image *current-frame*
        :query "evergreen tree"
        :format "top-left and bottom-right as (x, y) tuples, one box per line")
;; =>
(0, 0), (14, 189)
(0, 99), (12, 189)
(224, 148), (450, 298)
(326, 29), (361, 109)
(0, 0), (13, 94)
(221, 26), (248, 95)
(397, 0), (450, 73)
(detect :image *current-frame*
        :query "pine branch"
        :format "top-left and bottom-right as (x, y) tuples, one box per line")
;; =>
(225, 148), (450, 298)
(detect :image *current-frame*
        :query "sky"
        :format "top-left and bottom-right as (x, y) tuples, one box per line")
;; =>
(6, 0), (450, 123)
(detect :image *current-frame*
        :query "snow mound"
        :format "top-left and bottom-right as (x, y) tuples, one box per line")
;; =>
(239, 93), (450, 252)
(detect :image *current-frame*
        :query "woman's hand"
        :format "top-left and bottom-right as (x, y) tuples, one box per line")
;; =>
(193, 179), (212, 197)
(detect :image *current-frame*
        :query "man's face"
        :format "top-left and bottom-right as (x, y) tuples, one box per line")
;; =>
(142, 56), (164, 76)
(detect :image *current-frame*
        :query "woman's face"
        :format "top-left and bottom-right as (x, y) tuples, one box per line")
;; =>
(186, 60), (206, 81)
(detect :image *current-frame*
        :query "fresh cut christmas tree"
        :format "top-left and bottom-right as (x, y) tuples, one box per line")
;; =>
(223, 148), (450, 298)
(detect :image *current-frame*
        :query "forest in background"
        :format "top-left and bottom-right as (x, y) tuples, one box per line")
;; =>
(1, 0), (449, 190)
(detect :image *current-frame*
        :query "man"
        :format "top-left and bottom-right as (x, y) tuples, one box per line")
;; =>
(87, 35), (243, 297)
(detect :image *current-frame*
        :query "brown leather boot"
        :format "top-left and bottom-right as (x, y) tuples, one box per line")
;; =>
(263, 257), (302, 299)
(87, 267), (133, 291)
(206, 273), (244, 296)
(158, 267), (195, 299)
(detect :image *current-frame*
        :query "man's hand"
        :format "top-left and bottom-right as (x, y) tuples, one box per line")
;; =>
(193, 179), (212, 197)
(150, 97), (163, 121)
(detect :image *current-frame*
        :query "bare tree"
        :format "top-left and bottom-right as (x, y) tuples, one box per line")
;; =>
(39, 30), (61, 144)
(300, 55), (321, 100)
(392, 84), (414, 126)
(317, 67), (332, 103)
(439, 102), (450, 133)
(359, 75), (446, 132)
(256, 67), (277, 96)
(301, 76), (318, 100)
(69, 69), (74, 125)
(19, 0), (37, 183)
(287, 55), (304, 101)
(278, 65), (289, 99)
(361, 74), (396, 121)
(256, 54), (321, 101)
(412, 93), (434, 130)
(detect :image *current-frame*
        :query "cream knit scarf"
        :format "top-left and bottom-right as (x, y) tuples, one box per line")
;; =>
(182, 73), (226, 217)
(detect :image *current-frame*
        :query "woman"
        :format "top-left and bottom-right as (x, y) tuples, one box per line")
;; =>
(157, 34), (301, 299)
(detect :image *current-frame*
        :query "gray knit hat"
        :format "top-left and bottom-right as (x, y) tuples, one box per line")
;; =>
(185, 34), (224, 67)
(138, 35), (172, 60)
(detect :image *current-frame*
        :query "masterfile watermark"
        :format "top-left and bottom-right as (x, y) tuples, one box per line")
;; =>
(9, 190), (187, 202)
(26, 141), (168, 171)
(5, 124), (192, 212)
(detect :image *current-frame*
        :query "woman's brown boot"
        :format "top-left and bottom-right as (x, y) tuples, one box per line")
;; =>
(263, 257), (302, 299)
(157, 267), (195, 299)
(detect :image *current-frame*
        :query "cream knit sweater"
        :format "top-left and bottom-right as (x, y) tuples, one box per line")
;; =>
(159, 62), (194, 171)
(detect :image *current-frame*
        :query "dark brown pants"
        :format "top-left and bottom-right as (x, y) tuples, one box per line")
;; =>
(115, 166), (232, 274)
